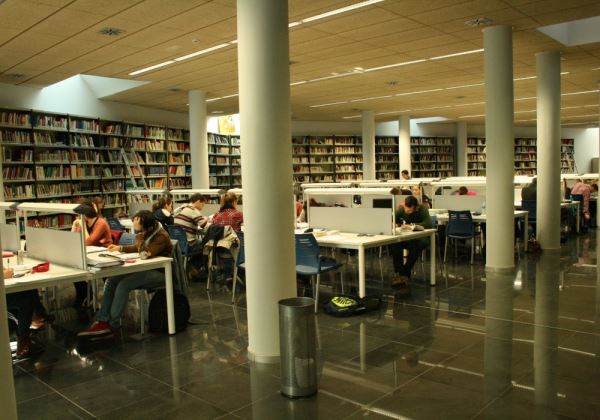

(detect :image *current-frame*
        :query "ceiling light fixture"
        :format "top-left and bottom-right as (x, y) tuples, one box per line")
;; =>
(459, 114), (485, 118)
(561, 89), (600, 96)
(310, 100), (349, 108)
(206, 97), (222, 102)
(301, 0), (384, 23)
(342, 115), (362, 119)
(350, 94), (393, 102)
(290, 80), (308, 86)
(396, 88), (443, 96)
(129, 60), (175, 76)
(445, 83), (484, 90)
(430, 48), (484, 60)
(221, 93), (239, 99)
(454, 101), (485, 107)
(174, 42), (231, 62)
(363, 59), (427, 73)
(375, 109), (412, 116)
(514, 109), (536, 114)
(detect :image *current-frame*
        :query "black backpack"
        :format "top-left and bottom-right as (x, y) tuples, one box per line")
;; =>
(324, 295), (382, 317)
(148, 289), (191, 333)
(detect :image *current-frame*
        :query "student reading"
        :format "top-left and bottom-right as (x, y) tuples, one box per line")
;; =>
(390, 196), (432, 288)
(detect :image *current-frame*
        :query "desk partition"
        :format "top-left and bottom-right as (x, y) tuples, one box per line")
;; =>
(0, 224), (19, 252)
(25, 226), (86, 270)
(309, 207), (394, 235)
(432, 195), (486, 212)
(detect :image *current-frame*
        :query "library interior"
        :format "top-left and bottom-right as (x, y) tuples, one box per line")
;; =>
(1, 0), (600, 419)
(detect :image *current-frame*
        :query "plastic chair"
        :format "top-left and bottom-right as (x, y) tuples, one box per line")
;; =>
(444, 210), (477, 265)
(295, 233), (344, 313)
(166, 225), (202, 275)
(107, 217), (125, 231)
(231, 231), (246, 304)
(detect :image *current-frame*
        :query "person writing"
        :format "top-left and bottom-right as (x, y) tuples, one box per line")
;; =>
(78, 211), (172, 337)
(390, 196), (433, 289)
(153, 196), (174, 229)
(211, 192), (244, 232)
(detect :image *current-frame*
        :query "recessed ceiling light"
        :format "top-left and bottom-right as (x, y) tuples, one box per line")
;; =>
(211, 111), (224, 114)
(465, 17), (493, 27)
(97, 27), (125, 36)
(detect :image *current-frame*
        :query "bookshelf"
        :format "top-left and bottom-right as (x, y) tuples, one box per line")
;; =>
(208, 132), (235, 189)
(230, 135), (242, 188)
(411, 136), (456, 178)
(560, 138), (575, 174)
(292, 135), (363, 183)
(514, 137), (537, 176)
(1, 108), (192, 226)
(375, 136), (399, 180)
(466, 137), (486, 176)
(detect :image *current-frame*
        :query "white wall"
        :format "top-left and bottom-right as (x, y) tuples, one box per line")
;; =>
(0, 79), (188, 128)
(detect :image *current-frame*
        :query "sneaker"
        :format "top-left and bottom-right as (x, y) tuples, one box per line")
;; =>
(77, 321), (111, 337)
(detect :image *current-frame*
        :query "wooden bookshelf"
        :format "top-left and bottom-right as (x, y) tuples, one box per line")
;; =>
(167, 127), (191, 189)
(292, 135), (363, 183)
(467, 137), (486, 176)
(561, 138), (575, 174)
(411, 136), (456, 178)
(375, 136), (399, 180)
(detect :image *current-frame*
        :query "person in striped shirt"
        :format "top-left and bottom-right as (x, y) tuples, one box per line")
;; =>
(174, 193), (208, 246)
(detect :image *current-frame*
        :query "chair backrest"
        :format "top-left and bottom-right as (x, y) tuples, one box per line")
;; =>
(118, 232), (136, 246)
(107, 217), (125, 231)
(236, 231), (245, 266)
(295, 233), (321, 270)
(521, 200), (537, 222)
(571, 194), (584, 204)
(170, 239), (188, 295)
(446, 210), (474, 236)
(166, 225), (190, 255)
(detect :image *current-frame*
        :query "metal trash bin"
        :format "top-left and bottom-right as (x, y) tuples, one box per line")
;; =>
(279, 297), (318, 398)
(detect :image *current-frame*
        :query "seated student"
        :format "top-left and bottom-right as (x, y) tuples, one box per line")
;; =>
(152, 196), (174, 229)
(401, 169), (411, 180)
(72, 203), (113, 309)
(521, 177), (537, 202)
(174, 194), (208, 267)
(212, 192), (244, 232)
(455, 186), (477, 196)
(4, 267), (50, 358)
(78, 211), (173, 336)
(390, 196), (433, 288)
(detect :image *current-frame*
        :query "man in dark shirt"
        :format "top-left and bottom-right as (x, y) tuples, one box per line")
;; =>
(391, 196), (433, 288)
(521, 177), (536, 202)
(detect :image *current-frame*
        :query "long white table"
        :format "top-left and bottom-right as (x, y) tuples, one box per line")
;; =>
(305, 229), (437, 297)
(436, 210), (529, 251)
(89, 256), (175, 335)
(514, 200), (580, 233)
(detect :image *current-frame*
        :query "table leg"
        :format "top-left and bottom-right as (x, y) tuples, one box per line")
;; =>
(430, 232), (436, 286)
(576, 203), (580, 233)
(523, 214), (529, 252)
(164, 262), (176, 335)
(358, 246), (366, 298)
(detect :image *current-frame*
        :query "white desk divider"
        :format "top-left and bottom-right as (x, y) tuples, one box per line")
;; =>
(309, 207), (395, 235)
(125, 189), (168, 214)
(17, 202), (87, 269)
(432, 195), (486, 212)
(0, 224), (19, 252)
(25, 226), (86, 270)
(300, 182), (353, 189)
(0, 201), (17, 225)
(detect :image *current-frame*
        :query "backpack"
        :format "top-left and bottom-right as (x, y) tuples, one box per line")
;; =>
(324, 295), (382, 317)
(148, 289), (191, 333)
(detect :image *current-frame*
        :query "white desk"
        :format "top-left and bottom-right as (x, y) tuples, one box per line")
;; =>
(89, 256), (175, 335)
(305, 230), (437, 297)
(514, 201), (580, 233)
(4, 257), (91, 294)
(436, 210), (529, 251)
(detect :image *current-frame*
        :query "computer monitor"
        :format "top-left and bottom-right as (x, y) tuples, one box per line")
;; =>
(373, 198), (393, 209)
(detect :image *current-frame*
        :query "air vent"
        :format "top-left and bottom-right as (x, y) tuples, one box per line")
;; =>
(97, 27), (125, 36)
(385, 81), (398, 87)
(4, 73), (26, 80)
(465, 17), (493, 27)
(169, 88), (182, 92)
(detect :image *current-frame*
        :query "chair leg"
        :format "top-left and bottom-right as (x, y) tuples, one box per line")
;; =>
(379, 246), (383, 259)
(444, 236), (448, 263)
(340, 271), (344, 295)
(314, 274), (321, 313)
(470, 237), (474, 265)
(231, 265), (238, 304)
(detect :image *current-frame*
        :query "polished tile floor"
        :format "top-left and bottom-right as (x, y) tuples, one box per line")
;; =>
(11, 232), (600, 419)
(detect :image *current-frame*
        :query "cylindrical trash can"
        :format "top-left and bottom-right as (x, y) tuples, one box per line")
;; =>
(279, 297), (317, 398)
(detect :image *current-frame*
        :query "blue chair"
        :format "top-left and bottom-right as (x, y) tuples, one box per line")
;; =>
(118, 233), (136, 246)
(295, 233), (344, 313)
(107, 217), (126, 231)
(166, 225), (202, 280)
(444, 210), (477, 265)
(231, 231), (246, 303)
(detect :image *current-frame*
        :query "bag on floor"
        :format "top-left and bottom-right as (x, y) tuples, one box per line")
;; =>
(324, 295), (381, 317)
(148, 290), (190, 333)
(526, 238), (542, 253)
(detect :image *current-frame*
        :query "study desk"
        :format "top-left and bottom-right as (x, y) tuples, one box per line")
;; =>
(304, 230), (437, 297)
(514, 201), (580, 233)
(436, 210), (529, 251)
(89, 256), (175, 335)
(4, 257), (91, 294)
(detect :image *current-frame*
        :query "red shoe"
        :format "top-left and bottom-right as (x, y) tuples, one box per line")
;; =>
(77, 321), (111, 337)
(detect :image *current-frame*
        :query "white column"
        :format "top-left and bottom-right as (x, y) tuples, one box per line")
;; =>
(0, 245), (18, 420)
(484, 25), (515, 271)
(237, 0), (296, 363)
(456, 122), (468, 176)
(399, 115), (411, 177)
(536, 51), (561, 250)
(188, 90), (209, 189)
(362, 110), (375, 180)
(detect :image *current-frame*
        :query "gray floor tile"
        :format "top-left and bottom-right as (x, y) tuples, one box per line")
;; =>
(17, 392), (94, 419)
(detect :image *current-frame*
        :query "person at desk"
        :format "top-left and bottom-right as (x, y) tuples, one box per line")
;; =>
(401, 169), (411, 180)
(521, 177), (537, 202)
(455, 186), (476, 196)
(72, 203), (113, 310)
(211, 192), (244, 232)
(152, 196), (174, 229)
(571, 179), (592, 229)
(4, 267), (49, 358)
(78, 211), (173, 337)
(391, 196), (433, 289)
